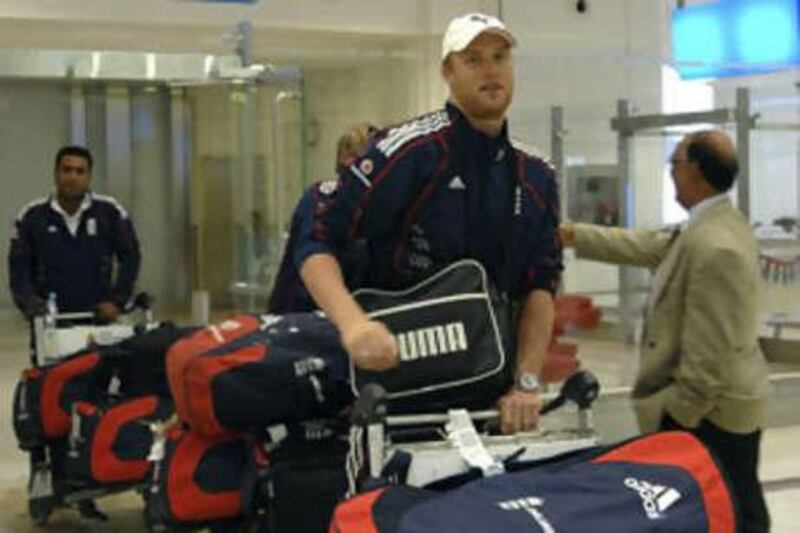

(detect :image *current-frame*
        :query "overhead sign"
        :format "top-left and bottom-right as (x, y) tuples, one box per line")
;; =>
(671, 0), (800, 79)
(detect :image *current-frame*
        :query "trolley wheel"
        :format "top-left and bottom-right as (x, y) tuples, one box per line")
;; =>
(27, 454), (58, 525)
(77, 499), (109, 521)
(28, 495), (57, 525)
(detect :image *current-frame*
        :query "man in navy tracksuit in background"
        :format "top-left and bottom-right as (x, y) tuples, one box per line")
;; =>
(8, 145), (141, 323)
(296, 13), (562, 434)
(8, 145), (140, 521)
(267, 178), (343, 314)
(268, 123), (378, 314)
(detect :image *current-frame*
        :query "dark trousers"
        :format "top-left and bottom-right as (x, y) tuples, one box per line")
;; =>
(661, 415), (770, 533)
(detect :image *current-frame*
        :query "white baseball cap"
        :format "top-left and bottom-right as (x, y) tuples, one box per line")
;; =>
(441, 12), (516, 60)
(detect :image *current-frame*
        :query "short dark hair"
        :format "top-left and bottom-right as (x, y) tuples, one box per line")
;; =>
(685, 134), (738, 192)
(54, 145), (93, 172)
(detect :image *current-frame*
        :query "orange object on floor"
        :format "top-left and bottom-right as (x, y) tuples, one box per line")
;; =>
(542, 294), (601, 384)
(554, 295), (602, 333)
(540, 341), (580, 384)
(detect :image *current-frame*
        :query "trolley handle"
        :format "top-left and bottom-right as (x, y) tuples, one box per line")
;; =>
(357, 370), (600, 428)
(40, 291), (154, 323)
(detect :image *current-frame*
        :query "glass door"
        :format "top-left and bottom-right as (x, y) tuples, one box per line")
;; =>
(187, 76), (305, 314)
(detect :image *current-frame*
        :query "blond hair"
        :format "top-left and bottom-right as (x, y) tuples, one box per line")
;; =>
(336, 122), (378, 169)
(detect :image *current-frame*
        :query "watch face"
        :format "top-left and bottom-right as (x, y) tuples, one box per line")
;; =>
(518, 372), (540, 391)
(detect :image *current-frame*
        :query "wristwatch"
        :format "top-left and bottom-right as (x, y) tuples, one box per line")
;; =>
(515, 371), (541, 393)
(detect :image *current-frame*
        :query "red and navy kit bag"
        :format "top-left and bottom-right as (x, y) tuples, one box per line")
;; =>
(166, 315), (263, 424)
(329, 431), (737, 533)
(64, 395), (174, 487)
(166, 313), (352, 439)
(13, 350), (111, 449)
(143, 426), (269, 531)
(14, 323), (191, 451)
(103, 322), (198, 399)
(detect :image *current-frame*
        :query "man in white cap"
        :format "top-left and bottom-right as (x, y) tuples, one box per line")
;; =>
(298, 13), (562, 433)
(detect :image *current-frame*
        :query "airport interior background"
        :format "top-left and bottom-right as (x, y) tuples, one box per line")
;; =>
(0, 0), (798, 530)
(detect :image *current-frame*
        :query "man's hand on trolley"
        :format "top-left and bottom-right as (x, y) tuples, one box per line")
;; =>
(342, 318), (399, 371)
(24, 297), (47, 320)
(95, 301), (121, 323)
(498, 388), (541, 434)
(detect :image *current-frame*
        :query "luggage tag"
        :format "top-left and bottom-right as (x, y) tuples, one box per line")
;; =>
(68, 404), (84, 458)
(147, 432), (166, 462)
(445, 409), (504, 477)
(107, 375), (121, 396)
(147, 415), (177, 463)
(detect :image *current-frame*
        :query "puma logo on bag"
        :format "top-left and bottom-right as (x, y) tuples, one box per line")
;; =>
(395, 322), (468, 362)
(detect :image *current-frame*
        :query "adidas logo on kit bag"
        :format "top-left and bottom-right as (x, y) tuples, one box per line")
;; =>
(624, 477), (681, 520)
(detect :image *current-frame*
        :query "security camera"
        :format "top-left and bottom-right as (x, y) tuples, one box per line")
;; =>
(576, 0), (588, 13)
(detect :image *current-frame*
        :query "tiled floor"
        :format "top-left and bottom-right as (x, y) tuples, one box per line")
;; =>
(0, 274), (798, 531)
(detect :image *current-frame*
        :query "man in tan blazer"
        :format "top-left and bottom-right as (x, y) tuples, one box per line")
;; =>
(561, 130), (769, 532)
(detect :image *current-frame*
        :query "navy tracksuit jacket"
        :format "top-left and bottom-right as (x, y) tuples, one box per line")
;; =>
(8, 192), (141, 315)
(268, 103), (562, 313)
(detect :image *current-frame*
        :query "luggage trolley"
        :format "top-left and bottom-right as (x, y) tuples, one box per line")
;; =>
(348, 370), (600, 493)
(31, 292), (155, 367)
(23, 293), (157, 525)
(334, 369), (740, 533)
(255, 371), (599, 533)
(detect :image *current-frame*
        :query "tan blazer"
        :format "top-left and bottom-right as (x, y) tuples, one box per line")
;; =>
(573, 197), (768, 434)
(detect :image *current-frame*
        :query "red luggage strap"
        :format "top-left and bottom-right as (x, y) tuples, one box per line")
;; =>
(41, 352), (101, 438)
(92, 395), (159, 483)
(329, 488), (386, 533)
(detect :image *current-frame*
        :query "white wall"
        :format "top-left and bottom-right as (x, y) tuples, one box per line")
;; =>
(0, 0), (486, 54)
(0, 0), (417, 33)
(303, 60), (418, 183)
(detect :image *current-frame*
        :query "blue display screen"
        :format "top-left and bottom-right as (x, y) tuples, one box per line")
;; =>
(671, 0), (800, 79)
(188, 1), (258, 4)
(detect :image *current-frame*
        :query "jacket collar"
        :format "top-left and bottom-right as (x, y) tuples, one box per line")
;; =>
(49, 192), (93, 237)
(649, 195), (734, 311)
(445, 101), (511, 160)
(50, 191), (92, 218)
(687, 194), (730, 228)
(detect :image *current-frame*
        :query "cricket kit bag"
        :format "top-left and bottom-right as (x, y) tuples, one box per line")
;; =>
(330, 431), (738, 533)
(64, 395), (174, 488)
(166, 313), (353, 438)
(143, 426), (269, 531)
(351, 259), (514, 414)
(13, 350), (112, 449)
(103, 322), (198, 399)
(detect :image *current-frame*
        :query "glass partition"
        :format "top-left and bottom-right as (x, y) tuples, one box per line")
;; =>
(188, 80), (304, 313)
